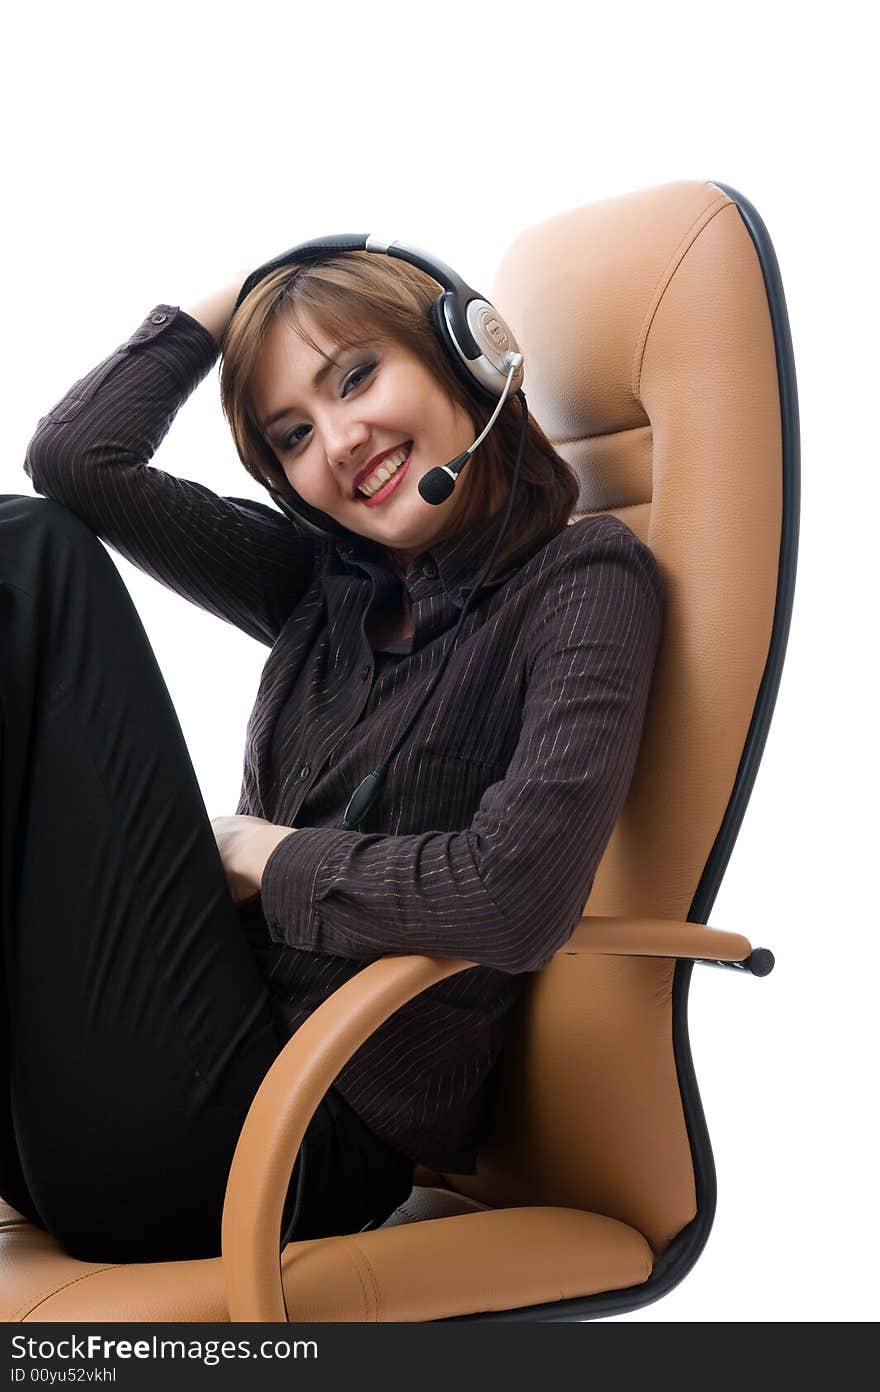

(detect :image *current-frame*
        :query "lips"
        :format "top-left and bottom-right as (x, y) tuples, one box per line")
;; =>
(357, 449), (412, 507)
(352, 441), (413, 497)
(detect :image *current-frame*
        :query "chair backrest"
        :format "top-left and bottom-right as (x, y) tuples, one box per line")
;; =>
(448, 180), (799, 1253)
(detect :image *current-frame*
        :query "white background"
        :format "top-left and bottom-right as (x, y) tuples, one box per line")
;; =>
(2, 0), (877, 1323)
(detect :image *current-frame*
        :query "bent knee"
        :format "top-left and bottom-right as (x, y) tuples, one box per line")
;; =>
(0, 494), (102, 548)
(0, 495), (109, 591)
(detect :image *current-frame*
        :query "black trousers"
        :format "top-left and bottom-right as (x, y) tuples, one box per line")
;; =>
(0, 494), (413, 1265)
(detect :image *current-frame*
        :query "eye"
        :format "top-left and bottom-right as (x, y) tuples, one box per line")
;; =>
(343, 363), (373, 394)
(279, 361), (376, 453)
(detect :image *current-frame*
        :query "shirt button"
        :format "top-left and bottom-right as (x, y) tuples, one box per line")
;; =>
(360, 664), (371, 681)
(150, 311), (168, 325)
(298, 764), (310, 780)
(421, 561), (437, 581)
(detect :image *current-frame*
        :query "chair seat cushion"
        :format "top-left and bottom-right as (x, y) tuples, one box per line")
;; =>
(0, 1193), (654, 1322)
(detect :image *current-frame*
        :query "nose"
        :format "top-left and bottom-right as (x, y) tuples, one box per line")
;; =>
(324, 417), (371, 493)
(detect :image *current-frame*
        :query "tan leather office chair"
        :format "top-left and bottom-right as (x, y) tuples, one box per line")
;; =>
(0, 178), (798, 1322)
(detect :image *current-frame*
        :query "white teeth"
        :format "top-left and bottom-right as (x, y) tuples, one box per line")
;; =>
(357, 446), (410, 497)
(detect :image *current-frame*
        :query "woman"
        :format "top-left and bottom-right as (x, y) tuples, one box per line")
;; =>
(0, 248), (663, 1265)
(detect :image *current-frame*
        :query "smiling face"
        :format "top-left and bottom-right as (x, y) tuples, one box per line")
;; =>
(249, 305), (486, 569)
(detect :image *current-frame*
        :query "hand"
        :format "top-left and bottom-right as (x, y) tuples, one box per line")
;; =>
(210, 814), (297, 907)
(183, 268), (255, 349)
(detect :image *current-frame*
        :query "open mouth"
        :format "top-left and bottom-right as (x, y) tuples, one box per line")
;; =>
(356, 444), (412, 506)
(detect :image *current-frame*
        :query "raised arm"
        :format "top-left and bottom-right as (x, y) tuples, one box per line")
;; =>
(23, 275), (318, 648)
(184, 272), (250, 350)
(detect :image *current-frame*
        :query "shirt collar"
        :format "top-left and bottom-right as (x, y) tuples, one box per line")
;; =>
(332, 505), (516, 609)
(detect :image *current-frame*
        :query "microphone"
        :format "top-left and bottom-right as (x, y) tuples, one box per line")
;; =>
(418, 352), (523, 506)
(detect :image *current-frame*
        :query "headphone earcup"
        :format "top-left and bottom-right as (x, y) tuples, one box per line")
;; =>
(429, 294), (501, 408)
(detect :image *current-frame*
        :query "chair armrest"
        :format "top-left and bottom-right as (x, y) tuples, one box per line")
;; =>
(560, 914), (774, 975)
(221, 950), (477, 1323)
(221, 917), (773, 1320)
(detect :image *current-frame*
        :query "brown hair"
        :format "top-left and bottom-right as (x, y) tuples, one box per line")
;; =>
(218, 251), (579, 582)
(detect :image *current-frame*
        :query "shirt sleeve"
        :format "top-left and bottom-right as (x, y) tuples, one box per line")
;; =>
(259, 524), (664, 974)
(22, 304), (318, 647)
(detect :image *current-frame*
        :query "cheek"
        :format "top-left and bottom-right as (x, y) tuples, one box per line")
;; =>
(382, 369), (434, 425)
(285, 460), (342, 509)
(282, 460), (314, 498)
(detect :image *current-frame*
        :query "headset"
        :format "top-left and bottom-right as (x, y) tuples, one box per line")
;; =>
(234, 235), (525, 531)
(232, 236), (529, 1283)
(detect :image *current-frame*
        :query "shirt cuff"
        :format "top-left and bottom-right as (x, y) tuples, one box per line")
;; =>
(173, 306), (224, 362)
(260, 826), (350, 950)
(127, 304), (220, 392)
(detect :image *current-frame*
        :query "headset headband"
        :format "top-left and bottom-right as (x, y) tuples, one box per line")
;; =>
(234, 234), (524, 405)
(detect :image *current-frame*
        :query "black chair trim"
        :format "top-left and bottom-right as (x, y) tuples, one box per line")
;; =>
(692, 179), (801, 924)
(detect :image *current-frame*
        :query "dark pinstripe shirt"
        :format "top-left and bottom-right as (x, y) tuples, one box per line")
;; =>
(23, 304), (664, 1173)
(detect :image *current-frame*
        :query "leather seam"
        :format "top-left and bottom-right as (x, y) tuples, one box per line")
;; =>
(14, 1264), (124, 1323)
(552, 423), (653, 447)
(632, 191), (732, 401)
(348, 1240), (382, 1321)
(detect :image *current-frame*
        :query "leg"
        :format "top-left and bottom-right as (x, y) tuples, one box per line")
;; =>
(0, 495), (302, 1262)
(289, 1088), (415, 1242)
